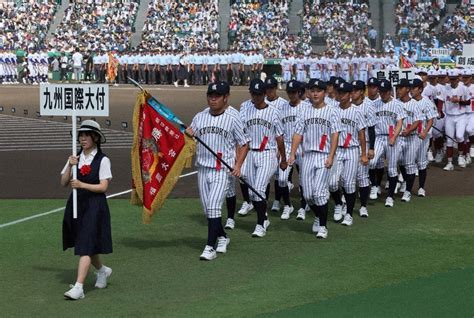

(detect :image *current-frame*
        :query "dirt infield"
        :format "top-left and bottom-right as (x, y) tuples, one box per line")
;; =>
(0, 85), (472, 199)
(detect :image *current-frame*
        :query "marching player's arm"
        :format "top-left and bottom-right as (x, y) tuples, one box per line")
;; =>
(232, 143), (249, 177)
(359, 128), (368, 165)
(288, 133), (302, 166)
(403, 119), (421, 136)
(276, 135), (288, 170)
(326, 132), (339, 168)
(390, 118), (403, 145)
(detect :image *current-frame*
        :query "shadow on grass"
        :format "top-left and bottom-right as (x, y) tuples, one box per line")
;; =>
(118, 236), (203, 251)
(33, 266), (77, 285)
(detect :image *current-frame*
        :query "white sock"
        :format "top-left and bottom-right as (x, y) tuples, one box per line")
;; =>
(74, 282), (83, 289)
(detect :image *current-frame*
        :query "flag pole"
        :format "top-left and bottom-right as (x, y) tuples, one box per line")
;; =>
(128, 77), (267, 202)
(72, 110), (78, 219)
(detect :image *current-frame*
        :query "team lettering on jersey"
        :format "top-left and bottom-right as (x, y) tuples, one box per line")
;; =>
(246, 118), (272, 129)
(375, 110), (397, 119)
(304, 117), (331, 127)
(196, 126), (231, 139)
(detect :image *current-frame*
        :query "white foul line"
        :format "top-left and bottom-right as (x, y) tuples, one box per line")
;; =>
(0, 171), (197, 229)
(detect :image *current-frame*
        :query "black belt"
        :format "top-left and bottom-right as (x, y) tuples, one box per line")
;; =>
(250, 148), (271, 151)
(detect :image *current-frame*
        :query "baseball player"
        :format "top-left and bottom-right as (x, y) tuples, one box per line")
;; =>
(460, 70), (473, 164)
(187, 81), (249, 261)
(442, 69), (471, 170)
(288, 79), (341, 239)
(240, 79), (288, 237)
(396, 78), (424, 202)
(432, 69), (449, 163)
(351, 80), (376, 217)
(369, 79), (405, 208)
(410, 78), (438, 197)
(329, 82), (368, 225)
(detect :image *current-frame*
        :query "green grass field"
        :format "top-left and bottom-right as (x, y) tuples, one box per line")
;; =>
(1, 197), (473, 317)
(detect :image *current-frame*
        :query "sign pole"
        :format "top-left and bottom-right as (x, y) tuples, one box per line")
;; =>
(72, 111), (77, 219)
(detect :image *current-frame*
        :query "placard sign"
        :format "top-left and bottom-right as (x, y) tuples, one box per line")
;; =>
(376, 68), (416, 85)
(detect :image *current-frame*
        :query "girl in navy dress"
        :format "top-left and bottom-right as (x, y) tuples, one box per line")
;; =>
(60, 120), (113, 300)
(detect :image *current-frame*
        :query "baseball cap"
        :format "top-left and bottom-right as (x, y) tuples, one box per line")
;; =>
(367, 77), (379, 86)
(411, 78), (424, 88)
(378, 79), (392, 92)
(437, 69), (447, 76)
(307, 78), (327, 90)
(337, 82), (353, 93)
(396, 78), (411, 88)
(286, 80), (303, 92)
(427, 70), (438, 77)
(207, 81), (230, 95)
(416, 68), (428, 75)
(461, 69), (471, 77)
(249, 79), (266, 94)
(328, 76), (338, 86)
(265, 76), (278, 88)
(448, 69), (460, 77)
(334, 77), (346, 87)
(351, 80), (366, 91)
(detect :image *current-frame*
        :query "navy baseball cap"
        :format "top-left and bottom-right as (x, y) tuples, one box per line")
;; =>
(367, 77), (379, 87)
(411, 78), (424, 88)
(396, 78), (411, 88)
(307, 78), (327, 90)
(265, 77), (278, 88)
(207, 81), (230, 95)
(351, 80), (366, 91)
(378, 80), (392, 92)
(328, 76), (338, 86)
(337, 82), (353, 93)
(334, 77), (346, 87)
(286, 80), (303, 92)
(249, 79), (266, 94)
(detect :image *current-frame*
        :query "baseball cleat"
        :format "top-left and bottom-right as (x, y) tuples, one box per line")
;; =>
(224, 218), (235, 230)
(216, 237), (230, 253)
(369, 186), (378, 200)
(385, 197), (394, 207)
(427, 150), (434, 162)
(443, 162), (454, 171)
(399, 181), (406, 194)
(200, 245), (217, 260)
(333, 205), (343, 222)
(359, 206), (369, 217)
(417, 188), (426, 197)
(401, 191), (411, 202)
(237, 202), (253, 216)
(280, 205), (294, 220)
(312, 217), (320, 233)
(465, 156), (472, 165)
(384, 181), (389, 190)
(341, 214), (353, 226)
(252, 224), (266, 238)
(377, 186), (382, 195)
(271, 200), (280, 212)
(470, 147), (474, 158)
(64, 285), (85, 300)
(458, 155), (466, 168)
(95, 266), (112, 289)
(263, 219), (270, 230)
(296, 208), (306, 220)
(316, 226), (328, 239)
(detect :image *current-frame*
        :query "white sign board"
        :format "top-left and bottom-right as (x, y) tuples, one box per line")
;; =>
(462, 44), (474, 57)
(456, 56), (474, 68)
(40, 84), (109, 116)
(376, 68), (416, 85)
(429, 48), (451, 58)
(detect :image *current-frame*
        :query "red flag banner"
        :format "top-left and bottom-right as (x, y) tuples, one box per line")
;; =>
(107, 53), (119, 82)
(131, 92), (195, 223)
(400, 55), (414, 69)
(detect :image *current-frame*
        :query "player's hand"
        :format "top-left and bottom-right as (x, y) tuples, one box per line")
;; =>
(68, 155), (79, 166)
(450, 96), (460, 103)
(280, 160), (288, 171)
(231, 165), (241, 177)
(368, 149), (375, 160)
(400, 129), (408, 137)
(70, 179), (84, 189)
(325, 157), (333, 168)
(419, 130), (428, 140)
(360, 154), (369, 166)
(185, 127), (194, 137)
(287, 154), (296, 166)
(389, 137), (396, 146)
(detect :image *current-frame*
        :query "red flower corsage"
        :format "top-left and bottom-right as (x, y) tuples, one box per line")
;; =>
(79, 165), (92, 176)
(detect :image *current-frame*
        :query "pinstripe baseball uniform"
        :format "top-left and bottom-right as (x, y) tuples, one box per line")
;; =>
(355, 97), (377, 188)
(190, 106), (249, 218)
(369, 98), (406, 177)
(399, 98), (424, 175)
(415, 97), (438, 170)
(294, 104), (341, 207)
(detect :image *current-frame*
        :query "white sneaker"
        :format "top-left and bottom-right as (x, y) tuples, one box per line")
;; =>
(470, 147), (474, 158)
(369, 186), (378, 200)
(458, 155), (466, 168)
(435, 151), (444, 163)
(271, 200), (280, 211)
(174, 81), (178, 87)
(296, 208), (306, 220)
(401, 191), (411, 202)
(288, 181), (294, 191)
(342, 204), (347, 216)
(237, 202), (253, 216)
(385, 197), (394, 207)
(280, 205), (294, 220)
(466, 155), (472, 165)
(417, 188), (426, 197)
(184, 83), (190, 88)
(216, 236), (230, 253)
(377, 186), (382, 195)
(427, 150), (434, 162)
(384, 181), (389, 190)
(341, 214), (353, 226)
(263, 219), (270, 230)
(312, 217), (320, 233)
(333, 205), (343, 222)
(64, 286), (85, 300)
(252, 224), (266, 237)
(200, 245), (217, 260)
(95, 266), (112, 288)
(305, 205), (310, 212)
(224, 218), (235, 230)
(399, 181), (406, 194)
(443, 162), (454, 171)
(316, 226), (328, 239)
(359, 206), (368, 217)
